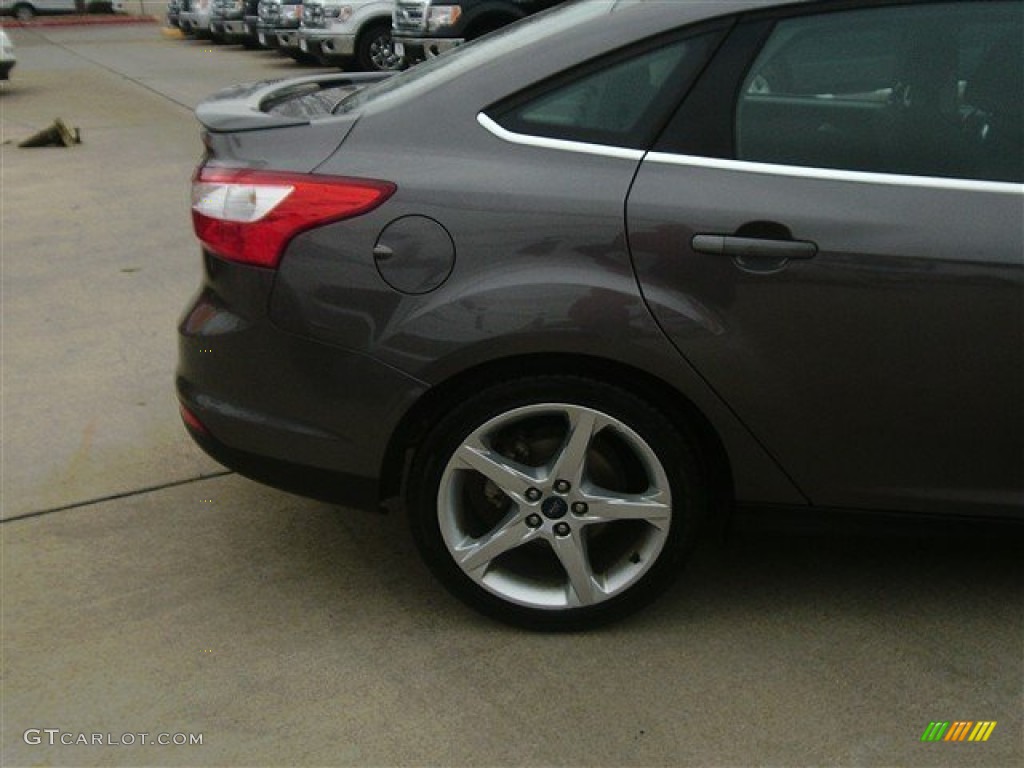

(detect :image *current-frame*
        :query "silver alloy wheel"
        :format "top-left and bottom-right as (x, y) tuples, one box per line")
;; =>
(436, 403), (672, 610)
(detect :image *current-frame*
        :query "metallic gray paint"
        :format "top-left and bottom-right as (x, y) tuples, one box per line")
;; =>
(179, 0), (1022, 518)
(628, 162), (1023, 515)
(372, 215), (455, 295)
(178, 259), (427, 485)
(270, 113), (806, 505)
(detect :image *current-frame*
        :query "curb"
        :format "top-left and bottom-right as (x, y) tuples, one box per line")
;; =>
(1, 14), (157, 28)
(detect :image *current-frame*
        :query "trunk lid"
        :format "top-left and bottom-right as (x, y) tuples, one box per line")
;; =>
(196, 73), (394, 172)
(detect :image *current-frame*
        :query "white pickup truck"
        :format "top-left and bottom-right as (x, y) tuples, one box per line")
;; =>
(1, 0), (75, 20)
(298, 0), (401, 72)
(0, 0), (127, 17)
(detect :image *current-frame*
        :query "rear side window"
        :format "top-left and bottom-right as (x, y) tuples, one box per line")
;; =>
(736, 1), (1023, 182)
(491, 32), (721, 150)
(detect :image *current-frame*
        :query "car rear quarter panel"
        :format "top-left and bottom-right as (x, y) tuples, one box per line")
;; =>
(264, 0), (816, 506)
(270, 82), (806, 504)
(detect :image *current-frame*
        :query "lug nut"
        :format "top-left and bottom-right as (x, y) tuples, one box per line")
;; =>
(554, 480), (571, 494)
(526, 514), (543, 529)
(554, 522), (571, 537)
(525, 488), (542, 502)
(572, 502), (588, 516)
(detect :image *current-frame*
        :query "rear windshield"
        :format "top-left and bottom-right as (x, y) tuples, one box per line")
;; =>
(333, 0), (615, 114)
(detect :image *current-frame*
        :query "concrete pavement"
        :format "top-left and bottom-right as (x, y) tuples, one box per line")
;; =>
(1, 23), (334, 519)
(4, 471), (1021, 766)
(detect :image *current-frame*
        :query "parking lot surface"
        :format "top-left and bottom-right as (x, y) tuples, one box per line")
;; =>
(2, 22), (1022, 768)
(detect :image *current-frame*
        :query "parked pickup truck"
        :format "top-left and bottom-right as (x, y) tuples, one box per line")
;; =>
(256, 0), (303, 55)
(299, 0), (401, 71)
(179, 0), (214, 38)
(210, 0), (247, 42)
(391, 0), (565, 63)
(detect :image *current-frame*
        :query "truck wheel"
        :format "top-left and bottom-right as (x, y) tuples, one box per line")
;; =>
(356, 21), (403, 72)
(13, 3), (35, 21)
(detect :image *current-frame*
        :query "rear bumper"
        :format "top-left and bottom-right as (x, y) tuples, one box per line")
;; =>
(182, 418), (381, 509)
(177, 256), (427, 510)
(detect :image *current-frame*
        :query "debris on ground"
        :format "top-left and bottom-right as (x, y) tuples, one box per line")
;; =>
(18, 118), (81, 148)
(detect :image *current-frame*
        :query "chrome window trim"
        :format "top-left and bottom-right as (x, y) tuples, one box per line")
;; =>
(476, 113), (645, 162)
(647, 153), (1024, 195)
(478, 113), (1023, 194)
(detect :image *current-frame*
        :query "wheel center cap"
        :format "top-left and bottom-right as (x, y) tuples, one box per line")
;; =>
(541, 497), (568, 520)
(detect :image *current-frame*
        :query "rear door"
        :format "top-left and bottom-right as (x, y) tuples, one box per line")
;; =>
(627, 0), (1023, 515)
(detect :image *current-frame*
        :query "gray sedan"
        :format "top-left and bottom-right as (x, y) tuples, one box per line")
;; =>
(179, 0), (1023, 629)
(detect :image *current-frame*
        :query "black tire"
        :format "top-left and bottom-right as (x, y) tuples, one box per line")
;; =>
(355, 20), (403, 72)
(406, 376), (707, 630)
(13, 3), (35, 21)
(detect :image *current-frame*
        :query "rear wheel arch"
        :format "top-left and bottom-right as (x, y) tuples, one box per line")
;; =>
(378, 354), (733, 516)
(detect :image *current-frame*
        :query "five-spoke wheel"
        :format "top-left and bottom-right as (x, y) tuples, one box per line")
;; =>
(407, 377), (705, 630)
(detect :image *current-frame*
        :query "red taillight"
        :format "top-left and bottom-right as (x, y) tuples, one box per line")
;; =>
(180, 404), (209, 435)
(191, 167), (396, 268)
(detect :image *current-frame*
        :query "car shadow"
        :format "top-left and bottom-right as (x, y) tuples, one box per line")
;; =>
(638, 509), (1023, 630)
(302, 498), (1023, 632)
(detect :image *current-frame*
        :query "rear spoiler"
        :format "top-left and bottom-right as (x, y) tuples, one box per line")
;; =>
(196, 72), (396, 133)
